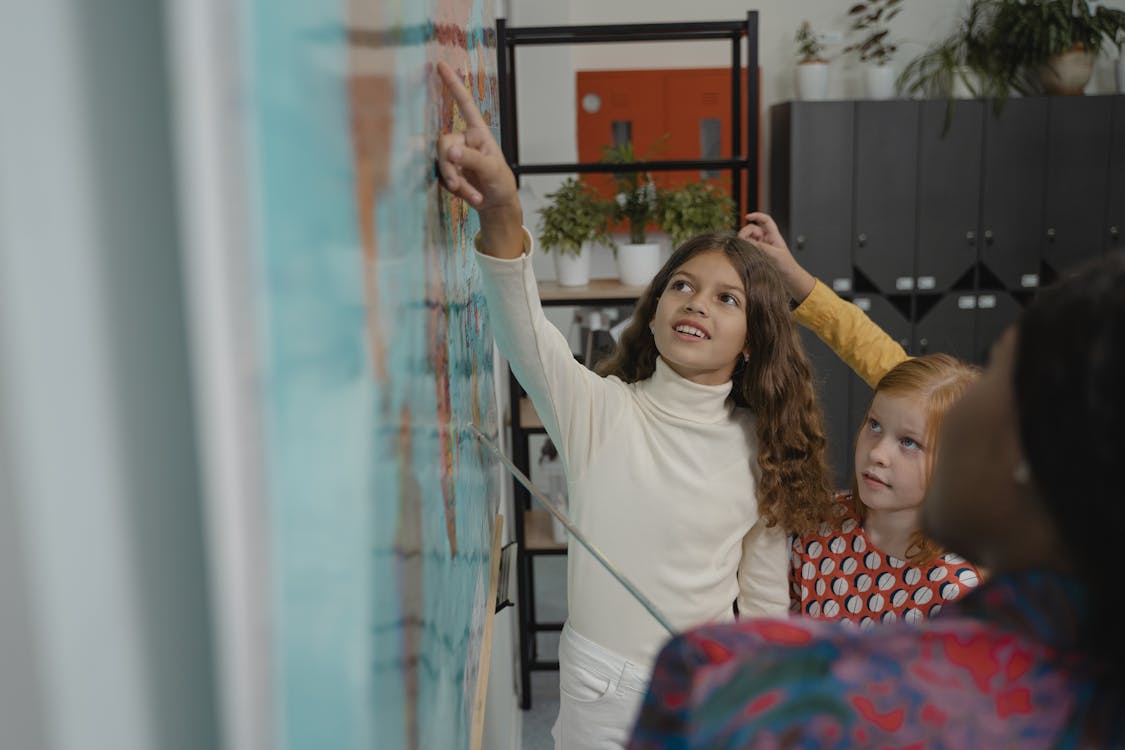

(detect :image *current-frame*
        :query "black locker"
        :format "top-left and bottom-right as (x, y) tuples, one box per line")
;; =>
(846, 294), (912, 465)
(1043, 96), (1114, 273)
(799, 330), (853, 489)
(974, 291), (1024, 365)
(771, 102), (855, 292)
(1106, 97), (1125, 257)
(979, 98), (1048, 290)
(854, 101), (919, 295)
(916, 100), (984, 292)
(914, 293), (977, 361)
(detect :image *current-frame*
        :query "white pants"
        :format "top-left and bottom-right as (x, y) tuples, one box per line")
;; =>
(550, 622), (651, 750)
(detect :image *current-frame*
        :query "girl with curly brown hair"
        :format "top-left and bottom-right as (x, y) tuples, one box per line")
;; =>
(435, 62), (834, 749)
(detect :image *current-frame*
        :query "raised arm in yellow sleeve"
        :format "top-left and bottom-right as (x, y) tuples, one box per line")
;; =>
(792, 280), (909, 388)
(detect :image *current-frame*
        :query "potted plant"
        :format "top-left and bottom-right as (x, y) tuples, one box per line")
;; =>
(845, 0), (904, 99)
(656, 182), (735, 247)
(601, 140), (663, 286)
(536, 176), (613, 287)
(980, 0), (1125, 96)
(795, 21), (831, 101)
(897, 0), (997, 101)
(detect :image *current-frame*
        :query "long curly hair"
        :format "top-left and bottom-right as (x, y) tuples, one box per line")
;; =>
(848, 354), (980, 564)
(596, 232), (835, 534)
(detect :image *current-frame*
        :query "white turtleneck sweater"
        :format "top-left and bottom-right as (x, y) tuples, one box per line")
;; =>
(476, 231), (789, 668)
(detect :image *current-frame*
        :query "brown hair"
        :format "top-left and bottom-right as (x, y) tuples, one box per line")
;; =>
(849, 354), (980, 564)
(1014, 249), (1125, 690)
(597, 232), (835, 534)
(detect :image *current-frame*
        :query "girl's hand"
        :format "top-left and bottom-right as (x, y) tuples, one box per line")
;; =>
(435, 62), (519, 213)
(739, 211), (816, 304)
(739, 212), (788, 251)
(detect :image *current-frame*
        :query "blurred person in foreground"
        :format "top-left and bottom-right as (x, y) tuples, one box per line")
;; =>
(629, 250), (1125, 749)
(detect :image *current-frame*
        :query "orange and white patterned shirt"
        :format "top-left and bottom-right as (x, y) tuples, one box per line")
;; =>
(789, 495), (982, 628)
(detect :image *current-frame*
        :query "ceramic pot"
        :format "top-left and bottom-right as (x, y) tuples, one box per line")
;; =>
(796, 61), (830, 101)
(552, 242), (592, 287)
(865, 63), (896, 99)
(1039, 46), (1096, 95)
(616, 242), (662, 287)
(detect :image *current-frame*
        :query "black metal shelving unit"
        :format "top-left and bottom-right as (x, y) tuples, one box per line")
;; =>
(495, 13), (761, 710)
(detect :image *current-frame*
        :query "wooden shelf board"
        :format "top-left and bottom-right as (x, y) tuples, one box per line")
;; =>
(538, 278), (646, 302)
(524, 509), (567, 551)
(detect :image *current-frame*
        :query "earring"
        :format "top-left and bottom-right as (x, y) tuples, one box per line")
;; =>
(741, 352), (750, 363)
(1012, 460), (1031, 485)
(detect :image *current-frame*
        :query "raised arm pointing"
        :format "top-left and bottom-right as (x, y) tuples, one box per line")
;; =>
(435, 61), (523, 258)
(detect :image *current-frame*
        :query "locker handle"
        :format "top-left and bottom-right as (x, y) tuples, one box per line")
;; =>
(984, 229), (994, 244)
(796, 234), (806, 250)
(1046, 227), (1056, 240)
(965, 230), (976, 244)
(857, 233), (867, 247)
(1111, 226), (1120, 239)
(919, 338), (929, 354)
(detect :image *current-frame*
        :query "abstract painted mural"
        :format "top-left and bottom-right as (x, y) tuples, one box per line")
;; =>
(243, 0), (499, 747)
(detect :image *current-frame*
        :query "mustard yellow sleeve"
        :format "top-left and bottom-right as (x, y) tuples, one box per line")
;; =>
(792, 280), (909, 388)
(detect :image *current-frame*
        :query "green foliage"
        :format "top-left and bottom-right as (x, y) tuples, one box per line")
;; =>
(656, 182), (735, 246)
(600, 139), (665, 245)
(984, 0), (1125, 95)
(536, 177), (613, 256)
(899, 1), (1125, 101)
(897, 0), (1002, 99)
(796, 21), (828, 62)
(845, 0), (904, 65)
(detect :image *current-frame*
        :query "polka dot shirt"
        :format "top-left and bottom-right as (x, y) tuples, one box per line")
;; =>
(789, 495), (982, 628)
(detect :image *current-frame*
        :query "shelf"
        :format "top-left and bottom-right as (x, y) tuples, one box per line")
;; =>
(523, 509), (567, 552)
(538, 278), (646, 305)
(518, 398), (543, 430)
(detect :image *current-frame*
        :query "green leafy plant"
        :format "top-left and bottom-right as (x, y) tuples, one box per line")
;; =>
(982, 0), (1125, 95)
(897, 0), (1001, 99)
(898, 0), (1125, 103)
(601, 140), (664, 245)
(796, 21), (828, 62)
(536, 177), (613, 256)
(845, 0), (904, 65)
(656, 182), (735, 246)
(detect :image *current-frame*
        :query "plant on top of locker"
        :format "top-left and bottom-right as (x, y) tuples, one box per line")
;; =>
(796, 20), (829, 63)
(845, 0), (903, 65)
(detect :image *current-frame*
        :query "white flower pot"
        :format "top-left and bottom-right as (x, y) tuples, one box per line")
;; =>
(951, 66), (981, 99)
(1039, 47), (1096, 95)
(1116, 56), (1125, 94)
(864, 63), (896, 100)
(616, 242), (662, 287)
(552, 242), (592, 287)
(796, 61), (829, 101)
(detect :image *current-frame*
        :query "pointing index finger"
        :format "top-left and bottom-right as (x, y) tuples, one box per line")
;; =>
(437, 61), (487, 129)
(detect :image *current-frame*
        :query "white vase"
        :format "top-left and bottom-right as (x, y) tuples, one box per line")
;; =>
(864, 63), (896, 100)
(796, 61), (829, 101)
(1039, 47), (1096, 95)
(552, 242), (592, 287)
(616, 242), (662, 287)
(951, 66), (980, 99)
(1117, 56), (1125, 94)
